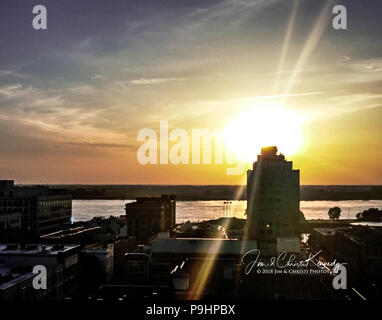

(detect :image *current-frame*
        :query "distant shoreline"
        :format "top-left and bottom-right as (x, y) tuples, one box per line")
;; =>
(20, 184), (382, 201)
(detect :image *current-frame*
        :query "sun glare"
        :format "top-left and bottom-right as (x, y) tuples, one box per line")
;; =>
(224, 102), (304, 162)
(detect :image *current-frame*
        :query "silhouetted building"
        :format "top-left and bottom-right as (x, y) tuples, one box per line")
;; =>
(246, 147), (300, 255)
(81, 243), (114, 282)
(0, 263), (36, 300)
(0, 243), (80, 300)
(171, 257), (242, 299)
(149, 236), (257, 286)
(113, 238), (137, 282)
(90, 284), (173, 301)
(335, 226), (382, 286)
(125, 195), (176, 242)
(124, 252), (150, 285)
(0, 181), (72, 237)
(310, 228), (336, 256)
(0, 181), (15, 197)
(0, 212), (21, 231)
(89, 216), (128, 238)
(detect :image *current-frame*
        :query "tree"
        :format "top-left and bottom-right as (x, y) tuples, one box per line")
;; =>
(356, 208), (382, 221)
(328, 207), (341, 220)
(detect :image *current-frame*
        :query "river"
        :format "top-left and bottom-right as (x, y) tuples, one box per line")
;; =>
(72, 199), (382, 223)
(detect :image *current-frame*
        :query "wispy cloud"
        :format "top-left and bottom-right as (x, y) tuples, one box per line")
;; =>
(344, 57), (382, 78)
(0, 70), (28, 79)
(69, 83), (97, 95)
(90, 74), (104, 80)
(130, 77), (187, 85)
(66, 141), (136, 150)
(236, 91), (323, 102)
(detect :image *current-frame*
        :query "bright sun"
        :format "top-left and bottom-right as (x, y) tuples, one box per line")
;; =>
(224, 102), (304, 162)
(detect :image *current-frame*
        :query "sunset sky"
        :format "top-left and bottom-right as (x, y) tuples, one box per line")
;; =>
(1, 0), (382, 185)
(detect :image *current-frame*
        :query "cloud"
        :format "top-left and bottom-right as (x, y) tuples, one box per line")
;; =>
(130, 77), (187, 85)
(0, 84), (24, 98)
(90, 74), (104, 80)
(235, 91), (323, 101)
(68, 83), (97, 95)
(344, 57), (382, 75)
(66, 141), (136, 150)
(0, 70), (27, 79)
(0, 84), (66, 114)
(0, 0), (381, 184)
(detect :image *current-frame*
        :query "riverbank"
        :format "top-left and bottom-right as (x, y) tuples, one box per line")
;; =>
(25, 184), (382, 201)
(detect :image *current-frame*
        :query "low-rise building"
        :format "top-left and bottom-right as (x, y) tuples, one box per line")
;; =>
(310, 228), (337, 256)
(0, 263), (36, 300)
(334, 226), (382, 284)
(0, 180), (72, 237)
(81, 243), (114, 282)
(0, 243), (80, 300)
(150, 237), (257, 286)
(125, 195), (176, 242)
(124, 252), (150, 285)
(171, 257), (242, 299)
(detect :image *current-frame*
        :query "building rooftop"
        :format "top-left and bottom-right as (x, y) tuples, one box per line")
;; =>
(0, 243), (80, 256)
(0, 180), (70, 199)
(151, 238), (257, 255)
(0, 263), (35, 290)
(339, 226), (382, 245)
(125, 194), (176, 207)
(258, 146), (285, 161)
(313, 228), (337, 236)
(40, 226), (101, 240)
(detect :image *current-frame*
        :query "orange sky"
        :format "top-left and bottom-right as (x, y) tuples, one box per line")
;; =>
(1, 0), (382, 184)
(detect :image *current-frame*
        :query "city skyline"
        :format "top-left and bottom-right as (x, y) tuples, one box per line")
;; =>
(1, 0), (382, 185)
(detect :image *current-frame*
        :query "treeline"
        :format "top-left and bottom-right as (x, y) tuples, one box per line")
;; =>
(36, 184), (382, 201)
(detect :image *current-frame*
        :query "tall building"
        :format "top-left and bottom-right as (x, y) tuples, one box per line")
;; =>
(246, 147), (300, 255)
(125, 195), (176, 242)
(0, 180), (72, 237)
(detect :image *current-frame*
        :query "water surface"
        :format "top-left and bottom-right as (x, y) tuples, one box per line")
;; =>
(72, 199), (382, 223)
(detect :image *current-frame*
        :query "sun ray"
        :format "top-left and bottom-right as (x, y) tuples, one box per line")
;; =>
(187, 240), (224, 299)
(273, 0), (300, 93)
(282, 0), (336, 97)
